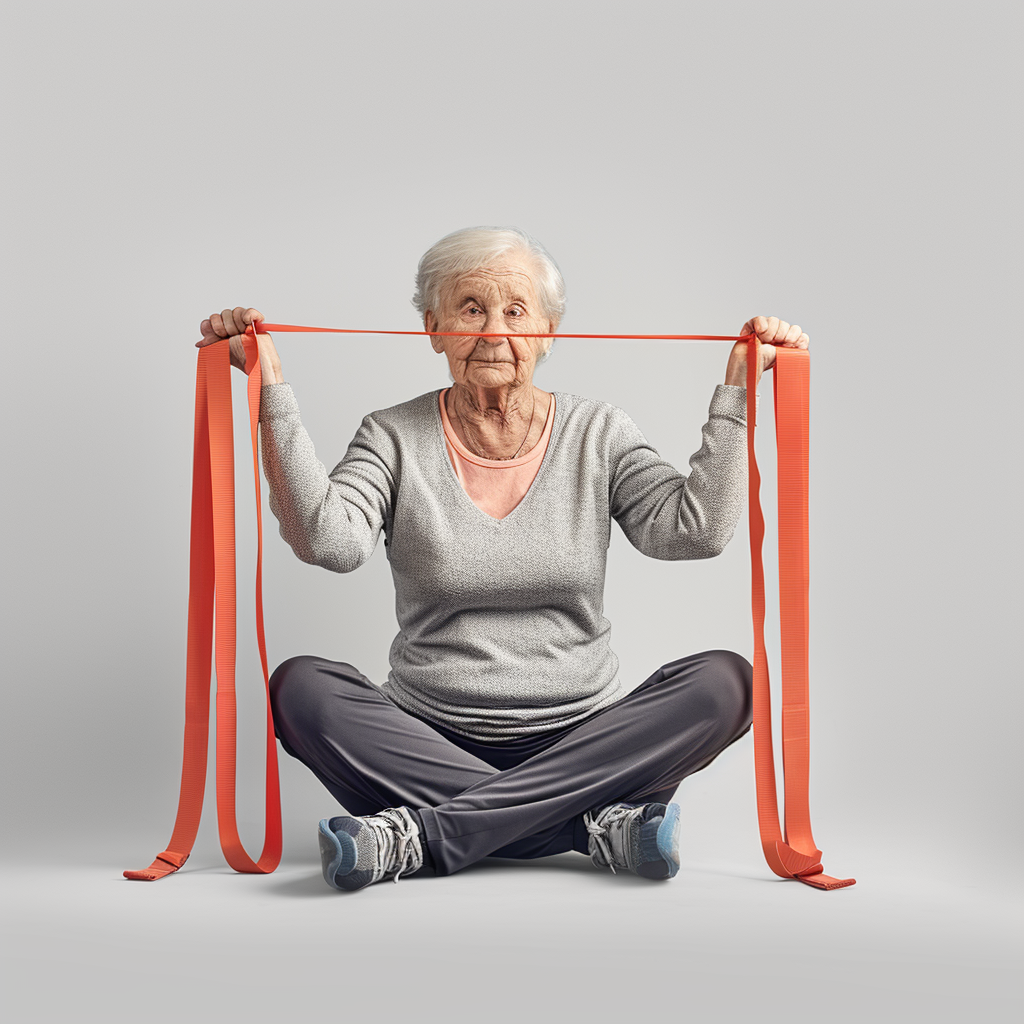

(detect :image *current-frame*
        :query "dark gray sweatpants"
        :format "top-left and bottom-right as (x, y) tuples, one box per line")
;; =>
(269, 650), (753, 877)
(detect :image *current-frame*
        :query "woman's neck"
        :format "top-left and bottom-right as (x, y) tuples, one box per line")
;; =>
(446, 382), (549, 461)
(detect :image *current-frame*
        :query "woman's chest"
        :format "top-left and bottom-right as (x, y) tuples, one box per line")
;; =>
(384, 448), (611, 605)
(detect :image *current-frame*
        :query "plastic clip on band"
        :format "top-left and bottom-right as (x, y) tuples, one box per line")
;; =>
(124, 322), (854, 890)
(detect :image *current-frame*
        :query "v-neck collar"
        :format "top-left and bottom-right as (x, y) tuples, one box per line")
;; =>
(433, 387), (562, 524)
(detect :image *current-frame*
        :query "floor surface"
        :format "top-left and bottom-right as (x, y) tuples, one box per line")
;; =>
(4, 845), (1019, 1024)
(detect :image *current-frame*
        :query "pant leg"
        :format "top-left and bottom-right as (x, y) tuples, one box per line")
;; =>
(269, 655), (499, 815)
(270, 655), (587, 864)
(403, 710), (598, 861)
(413, 649), (753, 876)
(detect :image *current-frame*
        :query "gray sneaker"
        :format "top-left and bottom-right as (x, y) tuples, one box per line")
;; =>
(318, 806), (424, 891)
(583, 801), (681, 879)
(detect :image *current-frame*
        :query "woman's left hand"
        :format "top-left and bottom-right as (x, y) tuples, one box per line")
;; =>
(725, 316), (809, 387)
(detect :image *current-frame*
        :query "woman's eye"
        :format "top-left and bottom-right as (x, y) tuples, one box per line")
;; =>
(507, 308), (523, 317)
(467, 306), (482, 315)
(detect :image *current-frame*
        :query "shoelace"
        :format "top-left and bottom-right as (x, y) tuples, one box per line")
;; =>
(364, 807), (424, 883)
(584, 803), (641, 875)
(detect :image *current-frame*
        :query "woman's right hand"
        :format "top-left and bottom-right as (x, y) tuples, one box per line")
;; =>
(197, 306), (283, 382)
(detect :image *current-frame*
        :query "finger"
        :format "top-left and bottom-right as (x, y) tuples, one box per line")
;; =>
(236, 306), (264, 335)
(230, 307), (249, 336)
(761, 316), (780, 342)
(210, 312), (230, 338)
(752, 316), (768, 336)
(243, 307), (265, 331)
(198, 318), (221, 346)
(774, 320), (791, 343)
(798, 332), (809, 348)
(231, 306), (249, 336)
(219, 308), (241, 339)
(222, 308), (244, 339)
(783, 323), (802, 346)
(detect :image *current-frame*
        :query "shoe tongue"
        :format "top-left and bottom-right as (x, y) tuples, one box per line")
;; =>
(640, 802), (667, 822)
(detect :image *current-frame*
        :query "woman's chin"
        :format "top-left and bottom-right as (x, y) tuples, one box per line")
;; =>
(465, 366), (516, 385)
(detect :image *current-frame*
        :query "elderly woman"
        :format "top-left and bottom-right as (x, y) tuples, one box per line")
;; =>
(198, 226), (809, 892)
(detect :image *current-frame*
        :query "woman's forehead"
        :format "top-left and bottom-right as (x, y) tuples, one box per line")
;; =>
(445, 257), (539, 300)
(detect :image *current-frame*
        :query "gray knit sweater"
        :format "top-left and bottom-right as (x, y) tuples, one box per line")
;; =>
(259, 382), (757, 740)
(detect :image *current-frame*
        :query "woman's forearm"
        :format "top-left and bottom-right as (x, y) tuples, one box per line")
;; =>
(259, 334), (285, 384)
(262, 357), (285, 385)
(724, 351), (749, 387)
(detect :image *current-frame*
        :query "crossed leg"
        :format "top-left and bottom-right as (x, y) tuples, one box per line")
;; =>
(270, 656), (589, 862)
(269, 649), (753, 876)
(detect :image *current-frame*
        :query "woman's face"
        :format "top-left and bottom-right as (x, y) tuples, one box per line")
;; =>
(425, 253), (556, 392)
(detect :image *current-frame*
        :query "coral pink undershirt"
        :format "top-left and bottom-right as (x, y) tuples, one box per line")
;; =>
(439, 388), (556, 521)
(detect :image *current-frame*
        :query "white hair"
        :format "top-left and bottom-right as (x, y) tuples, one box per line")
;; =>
(412, 226), (566, 366)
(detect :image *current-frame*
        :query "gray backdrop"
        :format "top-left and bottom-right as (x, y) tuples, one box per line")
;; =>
(2, 2), (1020, 1021)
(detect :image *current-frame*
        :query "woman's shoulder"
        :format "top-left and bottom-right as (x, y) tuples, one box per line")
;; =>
(553, 390), (637, 436)
(350, 390), (449, 462)
(362, 388), (440, 427)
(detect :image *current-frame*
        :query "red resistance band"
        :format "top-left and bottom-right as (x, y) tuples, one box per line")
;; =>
(125, 323), (854, 890)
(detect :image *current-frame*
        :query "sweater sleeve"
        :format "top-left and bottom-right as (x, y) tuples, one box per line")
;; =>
(258, 382), (396, 573)
(609, 383), (758, 560)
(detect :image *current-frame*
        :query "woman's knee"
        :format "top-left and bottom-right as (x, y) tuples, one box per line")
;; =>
(269, 655), (372, 731)
(681, 649), (753, 741)
(268, 655), (327, 733)
(706, 649), (753, 733)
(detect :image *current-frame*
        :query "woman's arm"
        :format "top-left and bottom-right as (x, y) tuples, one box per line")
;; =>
(609, 384), (758, 560)
(259, 383), (396, 573)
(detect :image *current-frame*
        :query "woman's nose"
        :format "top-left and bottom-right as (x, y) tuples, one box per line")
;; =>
(481, 312), (507, 340)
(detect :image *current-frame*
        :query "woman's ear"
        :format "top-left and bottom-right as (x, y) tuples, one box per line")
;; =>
(425, 311), (444, 353)
(544, 319), (559, 357)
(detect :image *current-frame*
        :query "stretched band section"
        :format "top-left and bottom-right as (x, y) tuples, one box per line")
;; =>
(253, 322), (755, 341)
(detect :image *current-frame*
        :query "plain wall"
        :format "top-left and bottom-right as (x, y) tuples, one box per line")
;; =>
(1, 0), (1019, 883)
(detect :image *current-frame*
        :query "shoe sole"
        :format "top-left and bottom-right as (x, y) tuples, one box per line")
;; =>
(655, 802), (682, 879)
(318, 817), (357, 891)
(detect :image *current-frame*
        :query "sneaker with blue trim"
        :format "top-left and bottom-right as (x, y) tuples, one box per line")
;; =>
(583, 801), (682, 879)
(317, 806), (424, 891)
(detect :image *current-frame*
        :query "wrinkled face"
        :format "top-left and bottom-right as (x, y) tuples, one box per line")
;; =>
(425, 253), (556, 391)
